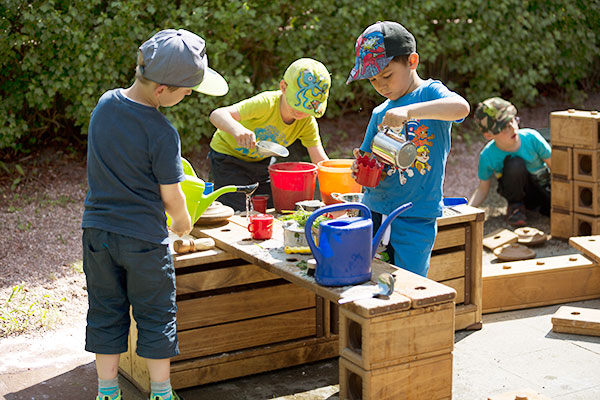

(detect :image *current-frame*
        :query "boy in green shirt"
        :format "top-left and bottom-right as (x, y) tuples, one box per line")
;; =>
(209, 58), (330, 210)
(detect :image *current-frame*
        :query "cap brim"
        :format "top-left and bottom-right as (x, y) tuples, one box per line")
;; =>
(192, 68), (229, 96)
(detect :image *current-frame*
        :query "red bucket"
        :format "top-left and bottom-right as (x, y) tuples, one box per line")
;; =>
(268, 162), (318, 212)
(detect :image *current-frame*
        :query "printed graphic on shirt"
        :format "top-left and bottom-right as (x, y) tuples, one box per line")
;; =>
(376, 119), (434, 185)
(234, 125), (287, 157)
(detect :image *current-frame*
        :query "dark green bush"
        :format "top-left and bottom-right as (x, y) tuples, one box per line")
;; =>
(1, 0), (598, 154)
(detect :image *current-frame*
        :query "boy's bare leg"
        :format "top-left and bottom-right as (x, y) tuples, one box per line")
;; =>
(146, 358), (171, 382)
(96, 353), (120, 380)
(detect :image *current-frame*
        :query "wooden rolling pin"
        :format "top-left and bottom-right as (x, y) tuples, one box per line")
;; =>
(173, 238), (215, 254)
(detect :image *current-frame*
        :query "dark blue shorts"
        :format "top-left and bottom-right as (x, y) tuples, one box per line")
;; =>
(82, 228), (179, 359)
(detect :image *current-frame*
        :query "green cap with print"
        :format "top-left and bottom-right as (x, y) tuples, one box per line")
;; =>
(474, 97), (517, 135)
(283, 58), (330, 118)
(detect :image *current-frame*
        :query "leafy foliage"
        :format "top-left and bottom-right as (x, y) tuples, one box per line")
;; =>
(1, 0), (599, 154)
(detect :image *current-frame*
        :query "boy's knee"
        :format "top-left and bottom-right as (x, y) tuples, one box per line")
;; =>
(502, 156), (527, 176)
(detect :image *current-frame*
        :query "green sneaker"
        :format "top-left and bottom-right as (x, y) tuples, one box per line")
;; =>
(151, 390), (183, 400)
(96, 389), (122, 400)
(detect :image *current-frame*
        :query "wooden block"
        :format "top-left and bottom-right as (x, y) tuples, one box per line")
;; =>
(483, 228), (519, 251)
(428, 249), (465, 281)
(552, 305), (600, 337)
(550, 109), (600, 149)
(482, 254), (600, 313)
(573, 148), (600, 182)
(177, 282), (315, 330)
(174, 308), (316, 361)
(550, 208), (573, 239)
(173, 247), (237, 268)
(551, 176), (573, 211)
(385, 263), (457, 308)
(551, 145), (572, 179)
(573, 181), (600, 215)
(573, 213), (600, 236)
(339, 302), (455, 370)
(339, 353), (453, 400)
(488, 388), (551, 400)
(439, 277), (465, 304)
(433, 225), (466, 251)
(569, 235), (600, 264)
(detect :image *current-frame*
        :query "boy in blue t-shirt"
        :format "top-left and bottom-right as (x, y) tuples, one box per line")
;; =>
(468, 97), (551, 227)
(347, 21), (470, 277)
(82, 29), (228, 400)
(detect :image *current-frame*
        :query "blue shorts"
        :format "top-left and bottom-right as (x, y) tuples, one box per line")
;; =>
(82, 228), (179, 359)
(373, 213), (437, 277)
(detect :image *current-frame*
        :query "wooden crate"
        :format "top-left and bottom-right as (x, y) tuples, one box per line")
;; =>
(339, 353), (453, 400)
(119, 247), (338, 394)
(552, 305), (600, 337)
(573, 212), (600, 236)
(569, 235), (600, 264)
(428, 205), (485, 330)
(573, 181), (600, 216)
(551, 145), (572, 179)
(482, 254), (600, 313)
(551, 176), (573, 211)
(550, 207), (573, 239)
(573, 148), (600, 182)
(550, 110), (600, 149)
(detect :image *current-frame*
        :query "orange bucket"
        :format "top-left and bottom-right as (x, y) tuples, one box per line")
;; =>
(317, 159), (362, 205)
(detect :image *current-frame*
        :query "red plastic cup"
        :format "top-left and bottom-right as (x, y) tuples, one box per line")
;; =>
(355, 155), (384, 187)
(251, 195), (269, 213)
(248, 214), (274, 240)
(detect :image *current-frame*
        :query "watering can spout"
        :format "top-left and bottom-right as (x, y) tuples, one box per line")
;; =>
(371, 202), (413, 256)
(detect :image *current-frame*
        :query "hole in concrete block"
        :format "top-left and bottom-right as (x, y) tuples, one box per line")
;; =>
(579, 187), (593, 207)
(348, 371), (363, 400)
(578, 154), (592, 175)
(347, 320), (362, 354)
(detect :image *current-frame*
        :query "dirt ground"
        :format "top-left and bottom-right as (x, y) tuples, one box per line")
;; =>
(0, 93), (599, 397)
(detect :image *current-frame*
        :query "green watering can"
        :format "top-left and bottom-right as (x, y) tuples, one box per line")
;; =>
(166, 158), (258, 226)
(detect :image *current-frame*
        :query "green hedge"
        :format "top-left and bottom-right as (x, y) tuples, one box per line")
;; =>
(1, 0), (599, 154)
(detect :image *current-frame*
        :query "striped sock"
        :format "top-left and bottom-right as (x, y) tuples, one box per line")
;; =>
(98, 377), (119, 399)
(150, 379), (172, 400)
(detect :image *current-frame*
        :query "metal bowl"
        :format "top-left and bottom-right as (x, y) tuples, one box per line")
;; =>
(256, 141), (289, 158)
(331, 192), (364, 203)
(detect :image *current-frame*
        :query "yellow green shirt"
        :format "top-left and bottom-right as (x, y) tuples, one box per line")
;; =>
(209, 90), (322, 162)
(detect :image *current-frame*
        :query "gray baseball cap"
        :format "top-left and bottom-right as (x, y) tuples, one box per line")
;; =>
(139, 29), (228, 96)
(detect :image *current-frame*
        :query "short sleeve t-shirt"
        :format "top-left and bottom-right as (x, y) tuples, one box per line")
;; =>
(210, 90), (321, 162)
(359, 79), (461, 219)
(477, 128), (551, 180)
(82, 89), (185, 244)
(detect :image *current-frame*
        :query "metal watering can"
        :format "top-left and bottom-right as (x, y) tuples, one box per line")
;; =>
(304, 201), (412, 286)
(166, 158), (258, 226)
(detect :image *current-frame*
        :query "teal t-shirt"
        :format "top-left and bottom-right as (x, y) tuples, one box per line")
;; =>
(477, 128), (551, 181)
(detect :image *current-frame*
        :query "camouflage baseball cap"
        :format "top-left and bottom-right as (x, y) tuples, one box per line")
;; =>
(474, 97), (517, 135)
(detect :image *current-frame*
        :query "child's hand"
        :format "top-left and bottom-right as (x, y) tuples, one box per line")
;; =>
(233, 128), (256, 149)
(170, 215), (192, 237)
(350, 148), (361, 179)
(382, 107), (410, 128)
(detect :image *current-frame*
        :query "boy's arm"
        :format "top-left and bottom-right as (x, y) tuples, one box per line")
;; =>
(468, 179), (491, 208)
(382, 96), (471, 127)
(209, 105), (256, 149)
(543, 157), (551, 170)
(307, 144), (328, 164)
(160, 183), (192, 237)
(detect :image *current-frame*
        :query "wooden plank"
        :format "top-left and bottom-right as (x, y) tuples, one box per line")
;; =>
(469, 215), (484, 326)
(176, 262), (279, 295)
(177, 282), (315, 331)
(432, 225), (466, 251)
(551, 176), (573, 211)
(339, 353), (453, 400)
(170, 337), (338, 389)
(551, 145), (572, 179)
(551, 305), (600, 337)
(438, 277), (465, 304)
(482, 228), (518, 251)
(483, 254), (600, 313)
(174, 309), (316, 361)
(428, 250), (465, 281)
(173, 248), (236, 268)
(340, 302), (455, 370)
(550, 109), (600, 149)
(455, 304), (479, 331)
(436, 204), (484, 227)
(569, 235), (600, 264)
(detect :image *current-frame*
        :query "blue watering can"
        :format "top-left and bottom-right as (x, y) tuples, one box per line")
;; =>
(305, 202), (412, 286)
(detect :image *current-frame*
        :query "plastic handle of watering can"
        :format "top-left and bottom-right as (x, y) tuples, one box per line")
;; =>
(304, 202), (372, 266)
(371, 202), (413, 257)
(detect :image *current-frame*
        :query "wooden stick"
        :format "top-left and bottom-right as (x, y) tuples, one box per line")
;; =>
(173, 238), (215, 254)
